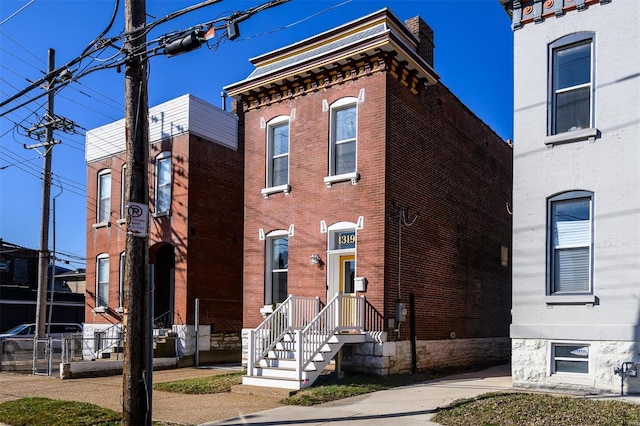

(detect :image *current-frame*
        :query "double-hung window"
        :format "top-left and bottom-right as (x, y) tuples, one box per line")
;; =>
(96, 254), (109, 309)
(155, 152), (171, 215)
(265, 232), (288, 305)
(548, 191), (593, 295)
(331, 99), (357, 173)
(267, 117), (290, 189)
(97, 170), (111, 223)
(118, 252), (125, 310)
(120, 164), (127, 219)
(549, 33), (594, 135)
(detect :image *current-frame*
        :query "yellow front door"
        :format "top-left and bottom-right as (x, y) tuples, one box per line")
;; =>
(339, 255), (357, 330)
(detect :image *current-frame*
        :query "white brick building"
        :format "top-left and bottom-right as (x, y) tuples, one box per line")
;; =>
(505, 0), (640, 394)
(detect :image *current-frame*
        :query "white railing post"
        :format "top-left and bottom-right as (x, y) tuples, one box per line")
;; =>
(247, 329), (255, 376)
(289, 295), (295, 329)
(295, 329), (303, 381)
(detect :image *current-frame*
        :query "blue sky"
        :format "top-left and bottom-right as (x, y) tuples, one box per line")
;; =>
(0, 0), (513, 269)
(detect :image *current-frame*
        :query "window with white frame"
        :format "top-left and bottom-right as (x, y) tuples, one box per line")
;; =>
(265, 232), (288, 305)
(120, 164), (127, 219)
(552, 343), (589, 374)
(330, 99), (357, 176)
(266, 117), (289, 189)
(549, 32), (594, 135)
(155, 152), (171, 215)
(119, 251), (125, 309)
(548, 191), (593, 295)
(96, 254), (109, 309)
(97, 169), (111, 223)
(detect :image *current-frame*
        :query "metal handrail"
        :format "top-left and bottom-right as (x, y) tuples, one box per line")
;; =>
(296, 293), (364, 378)
(247, 295), (320, 376)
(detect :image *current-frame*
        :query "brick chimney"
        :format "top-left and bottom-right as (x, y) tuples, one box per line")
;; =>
(404, 16), (434, 68)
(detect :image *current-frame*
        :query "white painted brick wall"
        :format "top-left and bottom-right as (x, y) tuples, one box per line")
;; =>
(512, 1), (640, 393)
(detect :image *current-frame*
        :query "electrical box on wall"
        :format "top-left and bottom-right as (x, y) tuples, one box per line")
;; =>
(395, 302), (407, 322)
(355, 277), (367, 292)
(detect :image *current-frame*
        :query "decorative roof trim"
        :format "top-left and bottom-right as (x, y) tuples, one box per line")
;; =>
(224, 9), (438, 99)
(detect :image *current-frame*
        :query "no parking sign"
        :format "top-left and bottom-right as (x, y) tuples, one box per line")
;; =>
(126, 202), (148, 237)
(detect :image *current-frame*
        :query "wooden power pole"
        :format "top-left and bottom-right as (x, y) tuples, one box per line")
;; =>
(122, 0), (150, 424)
(34, 49), (56, 342)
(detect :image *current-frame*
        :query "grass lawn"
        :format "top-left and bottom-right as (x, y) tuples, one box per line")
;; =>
(432, 392), (640, 426)
(3, 371), (640, 425)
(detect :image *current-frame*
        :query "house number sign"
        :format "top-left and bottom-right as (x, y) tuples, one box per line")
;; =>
(337, 231), (356, 249)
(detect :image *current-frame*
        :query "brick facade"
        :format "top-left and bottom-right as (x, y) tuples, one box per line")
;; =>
(85, 98), (243, 336)
(229, 9), (512, 353)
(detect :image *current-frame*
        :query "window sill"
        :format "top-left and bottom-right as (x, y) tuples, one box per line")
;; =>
(545, 294), (597, 305)
(116, 218), (126, 226)
(116, 306), (124, 314)
(261, 184), (291, 199)
(545, 128), (598, 145)
(324, 172), (360, 188)
(92, 221), (111, 229)
(152, 211), (170, 218)
(94, 306), (107, 313)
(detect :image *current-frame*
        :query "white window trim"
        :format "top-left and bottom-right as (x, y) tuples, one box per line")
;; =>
(548, 32), (596, 139)
(327, 98), (359, 184)
(118, 251), (125, 312)
(97, 169), (111, 225)
(548, 342), (593, 385)
(264, 116), (290, 195)
(154, 151), (172, 216)
(264, 230), (289, 306)
(120, 164), (127, 219)
(96, 253), (109, 310)
(547, 191), (594, 301)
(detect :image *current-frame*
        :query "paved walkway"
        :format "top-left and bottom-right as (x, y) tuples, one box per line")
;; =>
(205, 364), (513, 425)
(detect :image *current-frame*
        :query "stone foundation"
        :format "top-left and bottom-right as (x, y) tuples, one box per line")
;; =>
(347, 335), (510, 375)
(512, 338), (640, 395)
(241, 328), (510, 374)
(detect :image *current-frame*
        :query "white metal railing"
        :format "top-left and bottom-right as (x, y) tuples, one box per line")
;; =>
(296, 293), (365, 379)
(247, 295), (320, 376)
(94, 322), (123, 359)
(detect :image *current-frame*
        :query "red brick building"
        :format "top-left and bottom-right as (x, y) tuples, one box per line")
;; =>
(84, 94), (243, 361)
(224, 9), (513, 389)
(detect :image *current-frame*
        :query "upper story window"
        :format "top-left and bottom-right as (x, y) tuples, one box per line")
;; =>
(548, 33), (595, 138)
(96, 254), (109, 309)
(261, 116), (291, 198)
(265, 231), (288, 305)
(155, 152), (171, 215)
(547, 191), (593, 297)
(120, 164), (127, 219)
(97, 169), (111, 224)
(325, 97), (360, 187)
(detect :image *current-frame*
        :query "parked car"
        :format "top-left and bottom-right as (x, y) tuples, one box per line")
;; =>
(0, 323), (83, 353)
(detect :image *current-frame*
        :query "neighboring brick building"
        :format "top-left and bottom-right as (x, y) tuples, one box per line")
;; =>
(504, 0), (640, 394)
(84, 94), (243, 361)
(224, 8), (513, 389)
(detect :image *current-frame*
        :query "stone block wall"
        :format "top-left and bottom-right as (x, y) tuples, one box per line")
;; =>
(513, 338), (640, 395)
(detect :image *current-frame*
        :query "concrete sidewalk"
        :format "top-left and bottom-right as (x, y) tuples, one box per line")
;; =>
(204, 364), (513, 426)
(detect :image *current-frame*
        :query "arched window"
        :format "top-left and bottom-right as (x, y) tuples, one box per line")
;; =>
(96, 253), (110, 309)
(265, 230), (288, 305)
(547, 191), (593, 295)
(97, 169), (111, 223)
(548, 32), (595, 135)
(266, 116), (290, 188)
(155, 151), (171, 215)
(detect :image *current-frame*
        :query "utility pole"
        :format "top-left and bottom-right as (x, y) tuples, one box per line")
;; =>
(122, 0), (150, 424)
(33, 49), (55, 343)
